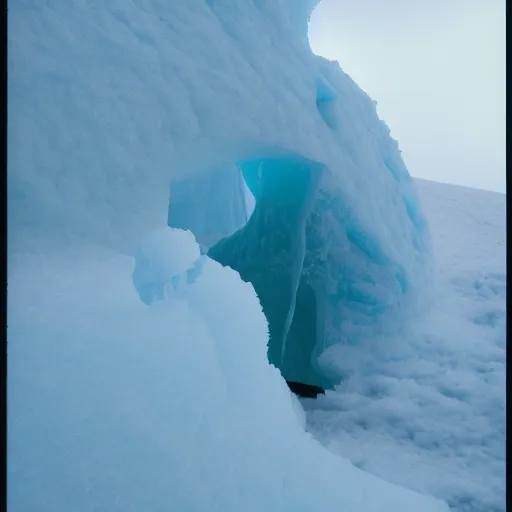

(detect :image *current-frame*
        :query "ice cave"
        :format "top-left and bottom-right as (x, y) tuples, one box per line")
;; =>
(168, 149), (430, 393)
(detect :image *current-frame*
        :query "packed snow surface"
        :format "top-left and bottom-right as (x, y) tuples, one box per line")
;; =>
(304, 179), (506, 512)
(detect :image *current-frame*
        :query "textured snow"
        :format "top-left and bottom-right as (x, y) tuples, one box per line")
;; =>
(8, 0), (430, 284)
(304, 180), (506, 512)
(8, 236), (448, 512)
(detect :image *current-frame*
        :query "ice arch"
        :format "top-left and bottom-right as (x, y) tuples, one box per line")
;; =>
(168, 155), (326, 389)
(209, 155), (327, 390)
(168, 151), (426, 392)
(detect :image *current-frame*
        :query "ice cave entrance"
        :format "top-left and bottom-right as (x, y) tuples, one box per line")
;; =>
(168, 155), (329, 394)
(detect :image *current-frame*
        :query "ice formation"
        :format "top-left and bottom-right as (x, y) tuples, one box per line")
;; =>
(168, 166), (248, 252)
(132, 227), (200, 304)
(8, 0), (446, 510)
(9, 0), (432, 389)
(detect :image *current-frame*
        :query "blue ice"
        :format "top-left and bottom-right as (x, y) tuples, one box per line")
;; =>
(165, 152), (430, 390)
(316, 78), (338, 129)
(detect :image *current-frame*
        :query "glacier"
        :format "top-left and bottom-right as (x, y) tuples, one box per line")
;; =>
(8, 0), (448, 511)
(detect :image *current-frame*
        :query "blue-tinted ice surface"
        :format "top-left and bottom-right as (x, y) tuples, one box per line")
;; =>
(315, 78), (338, 129)
(210, 155), (327, 388)
(164, 147), (431, 390)
(168, 165), (248, 252)
(216, 157), (428, 387)
(207, 152), (427, 389)
(239, 160), (263, 200)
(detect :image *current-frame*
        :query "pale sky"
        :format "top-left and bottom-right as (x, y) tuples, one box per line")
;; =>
(309, 0), (505, 193)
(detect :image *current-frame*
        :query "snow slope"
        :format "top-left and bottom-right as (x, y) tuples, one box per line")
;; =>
(8, 233), (450, 512)
(304, 179), (506, 512)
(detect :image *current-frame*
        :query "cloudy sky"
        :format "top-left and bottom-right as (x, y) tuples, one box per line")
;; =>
(309, 0), (505, 193)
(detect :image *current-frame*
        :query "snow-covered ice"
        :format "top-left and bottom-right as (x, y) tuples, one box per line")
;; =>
(7, 0), (502, 511)
(304, 179), (506, 512)
(8, 0), (432, 387)
(7, 238), (448, 512)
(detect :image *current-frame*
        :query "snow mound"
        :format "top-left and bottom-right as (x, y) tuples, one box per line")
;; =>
(8, 242), (448, 512)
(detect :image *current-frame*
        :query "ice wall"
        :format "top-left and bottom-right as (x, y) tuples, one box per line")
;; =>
(8, 0), (431, 387)
(8, 0), (433, 408)
(9, 0), (429, 266)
